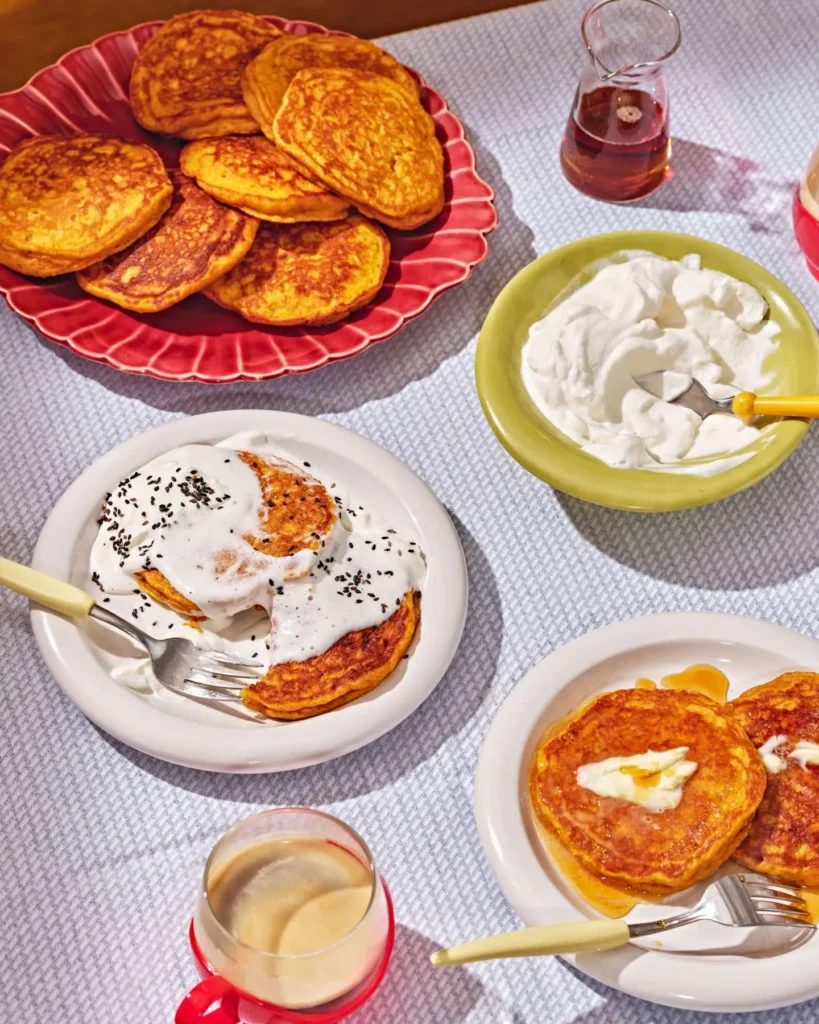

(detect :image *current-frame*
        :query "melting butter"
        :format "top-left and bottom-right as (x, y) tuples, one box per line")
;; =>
(792, 740), (819, 768)
(758, 735), (788, 774)
(576, 747), (697, 812)
(758, 736), (819, 773)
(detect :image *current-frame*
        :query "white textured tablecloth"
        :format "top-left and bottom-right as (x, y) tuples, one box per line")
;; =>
(2, 1), (819, 1020)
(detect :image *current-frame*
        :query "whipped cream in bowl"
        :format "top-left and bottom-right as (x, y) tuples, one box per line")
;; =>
(522, 251), (780, 477)
(476, 231), (819, 511)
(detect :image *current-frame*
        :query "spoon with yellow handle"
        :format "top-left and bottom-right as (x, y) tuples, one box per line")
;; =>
(430, 873), (813, 967)
(634, 372), (819, 420)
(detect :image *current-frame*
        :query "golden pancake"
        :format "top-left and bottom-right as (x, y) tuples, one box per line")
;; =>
(136, 450), (337, 617)
(76, 172), (258, 312)
(242, 591), (420, 719)
(0, 135), (172, 277)
(134, 568), (204, 620)
(242, 34), (419, 132)
(205, 215), (389, 326)
(179, 136), (349, 223)
(731, 672), (819, 885)
(531, 688), (766, 895)
(129, 10), (281, 139)
(273, 69), (444, 230)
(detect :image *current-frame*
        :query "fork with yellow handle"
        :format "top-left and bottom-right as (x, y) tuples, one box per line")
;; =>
(634, 373), (819, 420)
(430, 872), (813, 967)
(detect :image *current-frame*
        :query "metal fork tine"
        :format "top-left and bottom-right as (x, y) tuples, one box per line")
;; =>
(181, 678), (246, 700)
(756, 908), (813, 924)
(193, 660), (264, 680)
(187, 670), (247, 692)
(200, 650), (264, 669)
(750, 894), (809, 911)
(164, 679), (243, 702)
(746, 881), (804, 898)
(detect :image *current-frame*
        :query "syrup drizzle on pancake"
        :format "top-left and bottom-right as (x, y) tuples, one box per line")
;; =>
(802, 887), (819, 923)
(533, 818), (641, 919)
(661, 664), (729, 703)
(634, 665), (729, 703)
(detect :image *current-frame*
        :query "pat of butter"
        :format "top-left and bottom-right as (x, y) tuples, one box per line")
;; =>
(758, 735), (788, 774)
(791, 740), (819, 768)
(576, 747), (697, 812)
(757, 736), (819, 772)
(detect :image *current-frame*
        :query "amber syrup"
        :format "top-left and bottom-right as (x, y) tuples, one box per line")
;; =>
(560, 85), (670, 202)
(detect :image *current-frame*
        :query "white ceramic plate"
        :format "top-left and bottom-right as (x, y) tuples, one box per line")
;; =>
(31, 411), (467, 773)
(474, 613), (819, 1013)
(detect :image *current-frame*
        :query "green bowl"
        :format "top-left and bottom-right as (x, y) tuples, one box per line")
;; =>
(476, 230), (819, 512)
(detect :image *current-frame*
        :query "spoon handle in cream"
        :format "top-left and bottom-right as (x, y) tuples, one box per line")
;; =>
(0, 557), (95, 617)
(732, 393), (819, 418)
(430, 919), (630, 967)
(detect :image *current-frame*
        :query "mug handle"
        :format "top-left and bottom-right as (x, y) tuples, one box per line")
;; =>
(175, 976), (240, 1024)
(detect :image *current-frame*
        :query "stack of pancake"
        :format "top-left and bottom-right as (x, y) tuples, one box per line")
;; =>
(0, 10), (445, 326)
(531, 672), (819, 900)
(129, 448), (421, 721)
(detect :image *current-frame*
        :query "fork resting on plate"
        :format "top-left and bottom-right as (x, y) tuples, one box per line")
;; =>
(431, 873), (813, 967)
(0, 558), (264, 703)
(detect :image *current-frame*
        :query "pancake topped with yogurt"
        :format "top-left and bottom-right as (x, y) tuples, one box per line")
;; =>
(90, 433), (425, 704)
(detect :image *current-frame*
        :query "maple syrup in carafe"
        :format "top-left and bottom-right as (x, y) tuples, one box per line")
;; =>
(560, 85), (670, 202)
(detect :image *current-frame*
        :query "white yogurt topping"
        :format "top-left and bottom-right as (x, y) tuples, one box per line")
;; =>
(522, 252), (780, 475)
(90, 432), (425, 686)
(758, 736), (819, 773)
(576, 747), (698, 812)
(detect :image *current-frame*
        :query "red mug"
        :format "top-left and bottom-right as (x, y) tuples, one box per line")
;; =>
(794, 144), (819, 281)
(176, 809), (395, 1024)
(793, 189), (819, 282)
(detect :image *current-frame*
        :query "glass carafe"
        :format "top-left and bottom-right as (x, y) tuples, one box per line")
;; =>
(560, 0), (681, 202)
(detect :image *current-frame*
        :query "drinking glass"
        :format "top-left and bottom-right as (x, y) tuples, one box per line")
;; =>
(176, 808), (394, 1024)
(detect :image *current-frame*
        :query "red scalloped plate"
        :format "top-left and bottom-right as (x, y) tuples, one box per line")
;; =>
(0, 18), (496, 383)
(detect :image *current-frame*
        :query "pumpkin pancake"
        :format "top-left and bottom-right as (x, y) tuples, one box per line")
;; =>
(130, 10), (281, 139)
(0, 135), (172, 277)
(180, 136), (349, 223)
(134, 568), (204, 620)
(205, 215), (389, 326)
(531, 688), (766, 895)
(76, 172), (258, 312)
(134, 450), (337, 618)
(273, 68), (444, 230)
(731, 672), (819, 886)
(242, 591), (420, 719)
(242, 33), (419, 133)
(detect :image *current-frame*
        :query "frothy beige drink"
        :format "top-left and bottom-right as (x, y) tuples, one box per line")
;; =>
(195, 838), (387, 1009)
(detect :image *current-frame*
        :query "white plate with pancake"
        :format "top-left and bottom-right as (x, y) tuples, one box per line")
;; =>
(474, 613), (819, 1012)
(30, 410), (467, 773)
